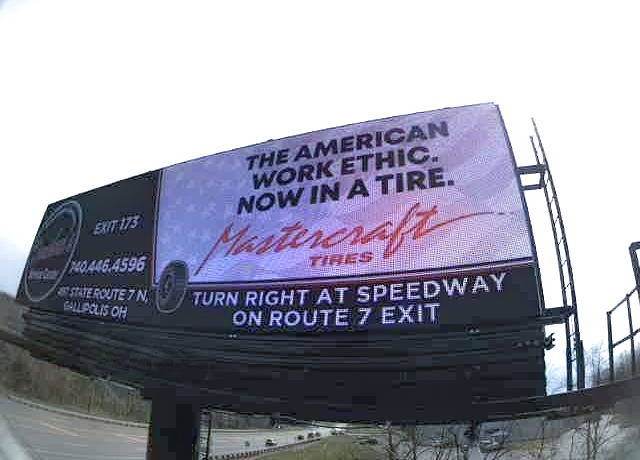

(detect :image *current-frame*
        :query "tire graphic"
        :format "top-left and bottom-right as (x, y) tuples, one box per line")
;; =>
(155, 260), (188, 314)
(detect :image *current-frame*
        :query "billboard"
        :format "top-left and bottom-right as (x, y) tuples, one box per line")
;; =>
(17, 103), (541, 334)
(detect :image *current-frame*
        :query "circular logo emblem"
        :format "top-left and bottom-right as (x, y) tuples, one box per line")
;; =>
(155, 260), (189, 314)
(23, 201), (82, 303)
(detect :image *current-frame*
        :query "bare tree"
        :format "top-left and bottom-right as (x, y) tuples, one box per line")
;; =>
(559, 341), (627, 459)
(479, 421), (513, 460)
(482, 448), (510, 460)
(545, 359), (567, 394)
(420, 427), (454, 460)
(421, 425), (469, 460)
(397, 425), (434, 460)
(401, 425), (419, 460)
(569, 410), (620, 460)
(586, 342), (607, 387)
(451, 426), (470, 460)
(516, 418), (559, 460)
(383, 425), (403, 460)
(613, 348), (640, 382)
(382, 424), (439, 460)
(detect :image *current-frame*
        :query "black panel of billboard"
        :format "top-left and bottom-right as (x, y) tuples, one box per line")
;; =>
(16, 103), (546, 420)
(18, 172), (159, 324)
(22, 309), (546, 423)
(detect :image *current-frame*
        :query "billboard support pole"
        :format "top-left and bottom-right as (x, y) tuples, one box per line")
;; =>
(146, 391), (201, 460)
(626, 295), (637, 377)
(607, 311), (614, 383)
(565, 320), (573, 390)
(205, 411), (212, 460)
(461, 420), (481, 460)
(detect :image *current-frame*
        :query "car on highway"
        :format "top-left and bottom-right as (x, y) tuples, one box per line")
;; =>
(359, 437), (379, 445)
(479, 439), (500, 453)
(479, 429), (510, 453)
(296, 434), (305, 441)
(431, 436), (455, 448)
(265, 438), (277, 447)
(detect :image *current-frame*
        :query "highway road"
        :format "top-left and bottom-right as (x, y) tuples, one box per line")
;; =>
(203, 425), (329, 458)
(5, 392), (636, 460)
(0, 394), (329, 460)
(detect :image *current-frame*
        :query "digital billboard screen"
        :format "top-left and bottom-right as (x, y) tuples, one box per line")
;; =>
(18, 103), (541, 334)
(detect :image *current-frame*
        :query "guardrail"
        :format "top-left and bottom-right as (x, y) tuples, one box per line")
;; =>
(7, 393), (288, 434)
(606, 286), (640, 382)
(6, 393), (148, 428)
(209, 437), (321, 460)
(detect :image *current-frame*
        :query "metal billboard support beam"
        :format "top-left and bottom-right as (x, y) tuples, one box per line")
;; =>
(204, 411), (212, 460)
(606, 286), (640, 383)
(518, 119), (585, 391)
(146, 391), (201, 460)
(626, 296), (637, 376)
(630, 242), (640, 308)
(607, 311), (615, 382)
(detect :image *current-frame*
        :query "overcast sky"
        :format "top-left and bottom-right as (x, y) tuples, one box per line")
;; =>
(1, 1), (639, 391)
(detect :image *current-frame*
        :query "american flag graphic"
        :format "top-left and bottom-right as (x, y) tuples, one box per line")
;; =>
(154, 104), (534, 285)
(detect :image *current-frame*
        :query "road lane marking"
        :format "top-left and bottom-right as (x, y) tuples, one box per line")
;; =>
(41, 421), (80, 437)
(6, 419), (67, 435)
(112, 432), (147, 443)
(7, 416), (146, 440)
(2, 413), (55, 424)
(9, 419), (85, 437)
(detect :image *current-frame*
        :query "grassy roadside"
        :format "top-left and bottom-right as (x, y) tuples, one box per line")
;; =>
(259, 436), (385, 460)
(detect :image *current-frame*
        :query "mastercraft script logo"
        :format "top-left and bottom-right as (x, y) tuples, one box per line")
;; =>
(195, 202), (498, 276)
(23, 201), (82, 303)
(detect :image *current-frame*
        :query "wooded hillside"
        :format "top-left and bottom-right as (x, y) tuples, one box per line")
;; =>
(0, 292), (268, 427)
